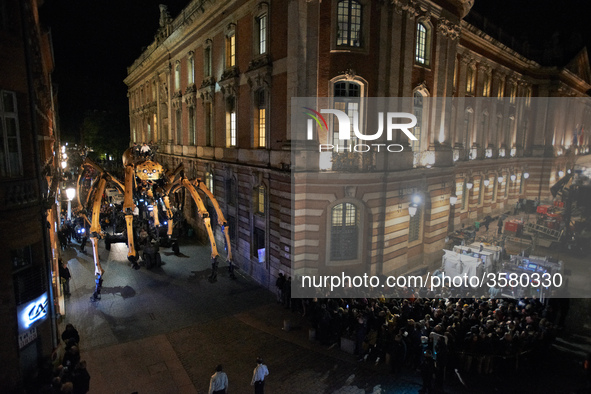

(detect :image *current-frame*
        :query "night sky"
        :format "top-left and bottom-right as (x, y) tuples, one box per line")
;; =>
(39, 0), (591, 142)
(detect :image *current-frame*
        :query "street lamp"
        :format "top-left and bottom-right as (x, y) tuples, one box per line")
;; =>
(510, 174), (517, 182)
(466, 180), (473, 190)
(450, 194), (458, 206)
(409, 194), (422, 217)
(483, 178), (490, 187)
(558, 170), (564, 178)
(523, 172), (530, 179)
(498, 175), (504, 184)
(66, 187), (76, 220)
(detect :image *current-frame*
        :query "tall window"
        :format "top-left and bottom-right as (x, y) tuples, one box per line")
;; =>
(226, 32), (236, 68)
(412, 91), (424, 154)
(176, 109), (182, 144)
(205, 102), (213, 146)
(408, 205), (422, 242)
(333, 81), (360, 149)
(461, 181), (468, 210)
(226, 97), (237, 147)
(206, 171), (214, 192)
(204, 45), (212, 78)
(255, 90), (267, 148)
(415, 22), (430, 65)
(175, 62), (181, 91)
(492, 176), (498, 203)
(254, 185), (265, 214)
(256, 13), (267, 55)
(188, 107), (196, 145)
(336, 0), (362, 47)
(187, 54), (195, 85)
(226, 178), (236, 206)
(0, 90), (22, 177)
(330, 203), (358, 261)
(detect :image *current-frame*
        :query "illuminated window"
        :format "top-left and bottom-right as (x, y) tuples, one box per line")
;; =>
(206, 171), (214, 192)
(337, 0), (362, 47)
(415, 21), (431, 66)
(226, 32), (236, 68)
(226, 97), (237, 147)
(175, 61), (181, 91)
(255, 185), (265, 214)
(255, 90), (267, 148)
(0, 90), (22, 177)
(187, 53), (195, 85)
(330, 203), (358, 260)
(256, 13), (267, 55)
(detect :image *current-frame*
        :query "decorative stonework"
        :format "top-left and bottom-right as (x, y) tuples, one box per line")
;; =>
(199, 77), (216, 101)
(392, 0), (419, 17)
(184, 84), (197, 107)
(219, 67), (240, 98)
(436, 18), (461, 40)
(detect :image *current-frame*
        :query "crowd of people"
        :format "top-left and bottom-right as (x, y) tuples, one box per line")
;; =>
(39, 324), (90, 393)
(294, 293), (560, 391)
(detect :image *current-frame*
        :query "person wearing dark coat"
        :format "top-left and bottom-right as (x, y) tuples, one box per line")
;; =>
(61, 323), (80, 346)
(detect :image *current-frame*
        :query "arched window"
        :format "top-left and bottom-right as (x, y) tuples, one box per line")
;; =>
(330, 202), (358, 261)
(336, 0), (362, 47)
(206, 171), (214, 192)
(415, 21), (432, 66)
(174, 61), (181, 91)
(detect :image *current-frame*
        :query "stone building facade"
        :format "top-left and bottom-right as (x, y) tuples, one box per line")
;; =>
(125, 0), (591, 287)
(0, 0), (62, 390)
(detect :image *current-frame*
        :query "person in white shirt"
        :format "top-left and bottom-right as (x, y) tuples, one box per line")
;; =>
(209, 364), (228, 394)
(251, 357), (269, 394)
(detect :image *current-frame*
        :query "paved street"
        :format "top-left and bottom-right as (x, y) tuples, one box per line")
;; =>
(58, 234), (591, 393)
(59, 238), (429, 394)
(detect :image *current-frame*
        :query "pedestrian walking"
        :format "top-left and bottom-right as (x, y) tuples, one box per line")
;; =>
(497, 217), (503, 235)
(208, 364), (228, 394)
(59, 259), (72, 296)
(251, 357), (269, 394)
(275, 273), (285, 303)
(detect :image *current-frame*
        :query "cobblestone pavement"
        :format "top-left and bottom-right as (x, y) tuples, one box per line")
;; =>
(58, 236), (591, 393)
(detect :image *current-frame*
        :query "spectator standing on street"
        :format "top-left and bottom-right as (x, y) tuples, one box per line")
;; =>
(208, 364), (228, 394)
(251, 357), (269, 394)
(497, 217), (504, 235)
(59, 259), (72, 296)
(275, 273), (285, 303)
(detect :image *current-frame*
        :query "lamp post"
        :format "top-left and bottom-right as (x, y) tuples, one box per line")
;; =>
(66, 187), (76, 220)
